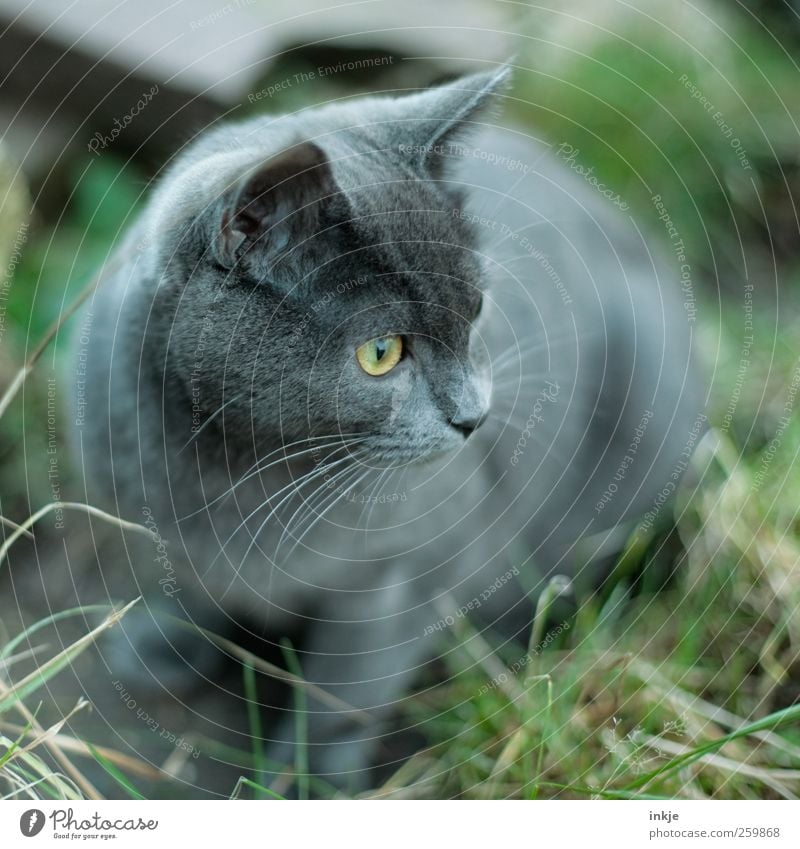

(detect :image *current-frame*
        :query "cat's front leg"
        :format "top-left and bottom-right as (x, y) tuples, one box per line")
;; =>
(261, 578), (438, 795)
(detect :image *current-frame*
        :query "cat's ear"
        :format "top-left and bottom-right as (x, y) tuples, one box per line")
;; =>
(403, 67), (511, 178)
(214, 142), (339, 269)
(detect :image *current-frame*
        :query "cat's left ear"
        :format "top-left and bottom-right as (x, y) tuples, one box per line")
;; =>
(213, 141), (341, 270)
(402, 67), (512, 178)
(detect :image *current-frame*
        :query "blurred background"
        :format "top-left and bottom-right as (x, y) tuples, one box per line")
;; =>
(1, 0), (800, 799)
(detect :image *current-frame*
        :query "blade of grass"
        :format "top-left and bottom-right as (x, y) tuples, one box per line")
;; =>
(0, 600), (138, 801)
(636, 731), (799, 799)
(0, 516), (33, 539)
(242, 662), (265, 784)
(2, 774), (57, 800)
(624, 702), (800, 792)
(0, 721), (162, 780)
(529, 575), (572, 655)
(529, 675), (553, 800)
(629, 658), (800, 761)
(88, 744), (145, 800)
(22, 699), (88, 754)
(1, 604), (119, 659)
(0, 683), (101, 800)
(230, 775), (285, 800)
(0, 740), (83, 800)
(0, 598), (139, 713)
(536, 781), (670, 800)
(0, 714), (35, 768)
(0, 504), (155, 569)
(281, 639), (309, 801)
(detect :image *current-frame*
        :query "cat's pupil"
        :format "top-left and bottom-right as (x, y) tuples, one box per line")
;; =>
(375, 340), (387, 361)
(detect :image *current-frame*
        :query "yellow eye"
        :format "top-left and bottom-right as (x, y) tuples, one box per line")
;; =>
(356, 335), (403, 376)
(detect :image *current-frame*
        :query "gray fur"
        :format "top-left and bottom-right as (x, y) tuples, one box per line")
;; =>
(70, 69), (704, 791)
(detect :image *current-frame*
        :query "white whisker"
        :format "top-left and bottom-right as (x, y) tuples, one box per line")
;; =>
(272, 451), (367, 557)
(180, 435), (366, 520)
(207, 449), (359, 578)
(277, 463), (369, 563)
(178, 392), (243, 454)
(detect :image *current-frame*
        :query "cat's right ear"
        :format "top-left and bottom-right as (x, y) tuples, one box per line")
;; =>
(212, 142), (339, 270)
(399, 67), (512, 179)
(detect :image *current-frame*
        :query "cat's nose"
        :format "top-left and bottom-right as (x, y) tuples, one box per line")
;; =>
(449, 408), (489, 438)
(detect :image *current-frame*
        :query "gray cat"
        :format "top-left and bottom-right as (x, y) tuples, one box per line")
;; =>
(70, 68), (704, 792)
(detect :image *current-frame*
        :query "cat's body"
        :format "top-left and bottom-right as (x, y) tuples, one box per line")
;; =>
(71, 70), (704, 789)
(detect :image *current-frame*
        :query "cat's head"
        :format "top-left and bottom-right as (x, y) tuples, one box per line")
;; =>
(153, 68), (510, 466)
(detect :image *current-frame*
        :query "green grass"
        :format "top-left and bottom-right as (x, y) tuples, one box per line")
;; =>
(508, 1), (800, 289)
(0, 603), (140, 800)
